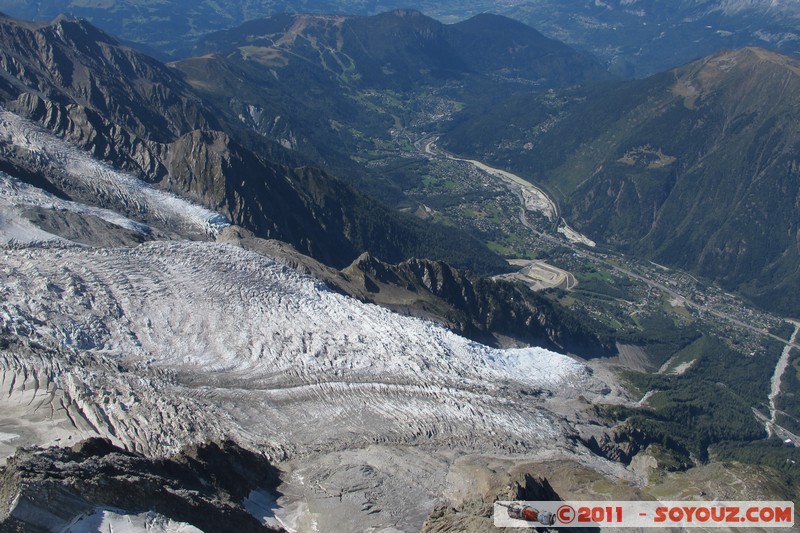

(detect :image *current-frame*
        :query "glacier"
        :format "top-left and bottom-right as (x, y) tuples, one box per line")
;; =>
(0, 106), (622, 532)
(0, 240), (598, 457)
(0, 108), (229, 239)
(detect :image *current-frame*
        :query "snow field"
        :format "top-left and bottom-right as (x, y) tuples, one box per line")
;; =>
(1, 240), (595, 457)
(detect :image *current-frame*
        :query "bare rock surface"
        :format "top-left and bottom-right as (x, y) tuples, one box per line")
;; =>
(0, 437), (281, 532)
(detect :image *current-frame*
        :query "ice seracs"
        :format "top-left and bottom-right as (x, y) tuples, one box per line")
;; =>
(1, 239), (602, 459)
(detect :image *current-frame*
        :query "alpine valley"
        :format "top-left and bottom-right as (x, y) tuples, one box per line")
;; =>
(0, 5), (798, 533)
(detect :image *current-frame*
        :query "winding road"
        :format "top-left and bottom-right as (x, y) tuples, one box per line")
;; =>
(419, 137), (558, 220)
(415, 134), (800, 436)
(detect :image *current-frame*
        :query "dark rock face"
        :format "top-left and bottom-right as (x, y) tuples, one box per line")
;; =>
(0, 16), (218, 144)
(0, 438), (282, 532)
(345, 252), (614, 355)
(580, 424), (691, 468)
(501, 473), (560, 502)
(582, 431), (641, 465)
(420, 470), (563, 533)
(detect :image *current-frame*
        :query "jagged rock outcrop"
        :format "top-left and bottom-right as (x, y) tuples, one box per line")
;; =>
(0, 438), (282, 532)
(10, 92), (170, 181)
(0, 14), (217, 143)
(582, 430), (642, 465)
(344, 252), (614, 355)
(421, 470), (561, 533)
(579, 423), (693, 468)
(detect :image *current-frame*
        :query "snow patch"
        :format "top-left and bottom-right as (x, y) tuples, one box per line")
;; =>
(0, 108), (230, 237)
(244, 489), (293, 532)
(61, 509), (202, 533)
(0, 432), (18, 443)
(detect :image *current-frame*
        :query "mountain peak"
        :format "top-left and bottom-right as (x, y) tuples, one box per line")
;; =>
(671, 46), (800, 108)
(698, 46), (800, 74)
(50, 14), (117, 46)
(386, 8), (426, 19)
(738, 46), (800, 73)
(51, 13), (79, 24)
(462, 12), (533, 27)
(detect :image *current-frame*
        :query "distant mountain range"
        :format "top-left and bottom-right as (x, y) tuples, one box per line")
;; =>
(504, 0), (800, 76)
(443, 46), (800, 315)
(1, 1), (799, 76)
(192, 10), (606, 89)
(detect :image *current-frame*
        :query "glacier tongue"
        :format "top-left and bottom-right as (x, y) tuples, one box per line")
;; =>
(0, 171), (153, 244)
(0, 240), (599, 459)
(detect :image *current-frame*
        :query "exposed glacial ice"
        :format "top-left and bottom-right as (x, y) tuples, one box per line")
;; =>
(62, 509), (202, 533)
(0, 241), (597, 458)
(0, 108), (230, 238)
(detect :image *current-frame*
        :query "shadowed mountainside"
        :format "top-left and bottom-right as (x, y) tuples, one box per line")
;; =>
(443, 47), (800, 314)
(0, 12), (509, 273)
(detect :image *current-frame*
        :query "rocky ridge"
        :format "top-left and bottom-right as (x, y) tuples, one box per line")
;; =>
(0, 438), (282, 532)
(343, 252), (613, 354)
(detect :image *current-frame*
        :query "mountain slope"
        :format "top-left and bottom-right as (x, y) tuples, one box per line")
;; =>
(504, 0), (800, 77)
(175, 10), (607, 204)
(0, 13), (509, 273)
(0, 11), (613, 356)
(0, 14), (218, 143)
(443, 47), (800, 314)
(193, 10), (606, 90)
(447, 13), (605, 85)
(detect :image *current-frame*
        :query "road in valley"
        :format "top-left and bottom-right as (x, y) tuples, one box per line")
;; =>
(415, 134), (800, 352)
(417, 134), (800, 450)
